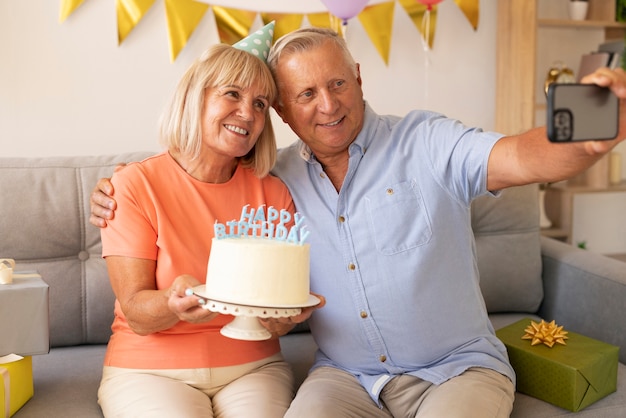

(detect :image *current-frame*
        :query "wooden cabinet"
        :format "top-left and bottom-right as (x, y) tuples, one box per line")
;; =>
(495, 0), (626, 136)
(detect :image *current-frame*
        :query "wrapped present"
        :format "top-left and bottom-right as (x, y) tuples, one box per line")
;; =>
(0, 354), (33, 417)
(0, 272), (49, 356)
(496, 318), (619, 412)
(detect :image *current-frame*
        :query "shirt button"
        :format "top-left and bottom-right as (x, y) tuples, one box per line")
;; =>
(320, 172), (326, 179)
(360, 311), (368, 318)
(379, 355), (387, 362)
(348, 263), (356, 271)
(386, 188), (394, 195)
(338, 215), (345, 223)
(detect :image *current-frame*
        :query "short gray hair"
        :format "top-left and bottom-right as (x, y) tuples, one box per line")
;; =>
(267, 27), (358, 84)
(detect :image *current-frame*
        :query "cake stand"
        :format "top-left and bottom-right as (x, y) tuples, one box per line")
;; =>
(193, 285), (320, 341)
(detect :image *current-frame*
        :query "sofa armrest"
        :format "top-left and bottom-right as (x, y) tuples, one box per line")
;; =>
(539, 236), (626, 363)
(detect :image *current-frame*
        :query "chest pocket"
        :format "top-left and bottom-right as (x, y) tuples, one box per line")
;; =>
(364, 180), (432, 255)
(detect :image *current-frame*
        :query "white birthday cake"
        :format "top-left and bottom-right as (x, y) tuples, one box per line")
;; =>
(205, 205), (311, 307)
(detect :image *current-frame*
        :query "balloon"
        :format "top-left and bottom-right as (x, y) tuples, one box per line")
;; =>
(416, 0), (444, 11)
(320, 0), (369, 22)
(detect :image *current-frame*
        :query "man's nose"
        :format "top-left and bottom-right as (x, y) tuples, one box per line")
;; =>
(317, 90), (339, 113)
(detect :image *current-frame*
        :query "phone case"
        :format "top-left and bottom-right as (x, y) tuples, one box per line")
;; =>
(546, 83), (619, 142)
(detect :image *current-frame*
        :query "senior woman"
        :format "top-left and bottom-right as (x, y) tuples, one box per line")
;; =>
(98, 24), (295, 417)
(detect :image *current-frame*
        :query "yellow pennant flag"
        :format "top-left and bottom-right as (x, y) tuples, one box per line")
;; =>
(398, 0), (437, 49)
(329, 15), (346, 37)
(359, 2), (395, 65)
(59, 0), (85, 23)
(164, 0), (209, 62)
(212, 6), (257, 45)
(455, 0), (479, 30)
(117, 0), (156, 45)
(261, 13), (304, 41)
(306, 12), (333, 30)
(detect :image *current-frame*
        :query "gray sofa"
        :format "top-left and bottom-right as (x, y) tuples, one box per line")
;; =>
(1, 152), (625, 417)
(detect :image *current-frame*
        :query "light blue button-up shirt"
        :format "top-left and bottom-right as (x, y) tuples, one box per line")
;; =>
(272, 103), (515, 404)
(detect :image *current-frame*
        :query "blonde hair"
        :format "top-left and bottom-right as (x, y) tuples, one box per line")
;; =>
(159, 43), (278, 177)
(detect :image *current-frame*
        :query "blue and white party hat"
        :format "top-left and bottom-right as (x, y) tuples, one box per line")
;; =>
(232, 21), (275, 62)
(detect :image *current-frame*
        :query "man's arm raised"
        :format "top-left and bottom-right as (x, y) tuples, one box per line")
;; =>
(487, 67), (626, 191)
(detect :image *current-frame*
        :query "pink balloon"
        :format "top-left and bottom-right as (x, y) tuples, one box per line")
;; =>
(320, 0), (369, 21)
(416, 0), (444, 10)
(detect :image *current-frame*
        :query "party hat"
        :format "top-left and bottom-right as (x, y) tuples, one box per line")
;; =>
(232, 21), (275, 62)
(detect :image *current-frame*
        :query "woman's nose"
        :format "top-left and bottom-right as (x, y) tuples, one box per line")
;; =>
(236, 101), (254, 120)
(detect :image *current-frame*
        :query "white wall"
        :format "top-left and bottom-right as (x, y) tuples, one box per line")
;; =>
(0, 0), (498, 157)
(3, 0), (626, 253)
(572, 192), (626, 254)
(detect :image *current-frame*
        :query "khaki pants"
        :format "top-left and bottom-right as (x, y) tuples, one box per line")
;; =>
(98, 353), (293, 418)
(285, 366), (514, 418)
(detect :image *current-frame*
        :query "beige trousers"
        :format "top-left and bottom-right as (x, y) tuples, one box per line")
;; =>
(285, 366), (514, 418)
(98, 353), (293, 418)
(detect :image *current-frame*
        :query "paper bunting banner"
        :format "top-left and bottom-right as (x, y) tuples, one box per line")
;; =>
(455, 0), (479, 30)
(260, 13), (304, 41)
(212, 6), (257, 46)
(59, 0), (480, 64)
(59, 0), (85, 23)
(358, 2), (395, 65)
(164, 0), (209, 61)
(399, 0), (438, 49)
(307, 12), (341, 35)
(116, 0), (156, 44)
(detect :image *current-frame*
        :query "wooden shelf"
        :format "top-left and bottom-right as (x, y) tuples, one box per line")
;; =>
(538, 19), (626, 29)
(497, 1), (626, 252)
(540, 227), (569, 241)
(496, 0), (626, 136)
(607, 253), (626, 262)
(549, 181), (626, 193)
(544, 183), (626, 247)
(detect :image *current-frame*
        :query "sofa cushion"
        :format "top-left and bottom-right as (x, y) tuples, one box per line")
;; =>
(0, 153), (152, 347)
(472, 184), (543, 313)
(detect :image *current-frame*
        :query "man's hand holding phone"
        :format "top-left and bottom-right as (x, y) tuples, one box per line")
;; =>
(547, 83), (619, 142)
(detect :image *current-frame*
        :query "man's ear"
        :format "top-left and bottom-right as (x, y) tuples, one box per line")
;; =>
(356, 63), (362, 87)
(272, 101), (287, 123)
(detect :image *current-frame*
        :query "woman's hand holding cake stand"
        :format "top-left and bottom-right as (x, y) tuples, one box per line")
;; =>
(258, 293), (326, 337)
(167, 275), (218, 324)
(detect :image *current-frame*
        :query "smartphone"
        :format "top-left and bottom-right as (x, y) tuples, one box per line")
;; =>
(546, 83), (619, 142)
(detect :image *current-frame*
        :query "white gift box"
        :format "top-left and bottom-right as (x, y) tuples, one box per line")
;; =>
(0, 273), (49, 356)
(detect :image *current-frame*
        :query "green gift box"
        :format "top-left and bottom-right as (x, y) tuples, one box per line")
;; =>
(496, 318), (619, 412)
(0, 354), (34, 417)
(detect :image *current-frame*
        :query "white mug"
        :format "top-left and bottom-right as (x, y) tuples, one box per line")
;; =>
(0, 258), (15, 284)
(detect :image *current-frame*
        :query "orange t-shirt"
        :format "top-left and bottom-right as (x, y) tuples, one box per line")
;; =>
(101, 152), (295, 369)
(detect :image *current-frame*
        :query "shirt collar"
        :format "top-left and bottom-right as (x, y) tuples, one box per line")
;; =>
(296, 140), (313, 162)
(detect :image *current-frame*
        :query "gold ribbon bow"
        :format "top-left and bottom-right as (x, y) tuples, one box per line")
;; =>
(522, 319), (569, 348)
